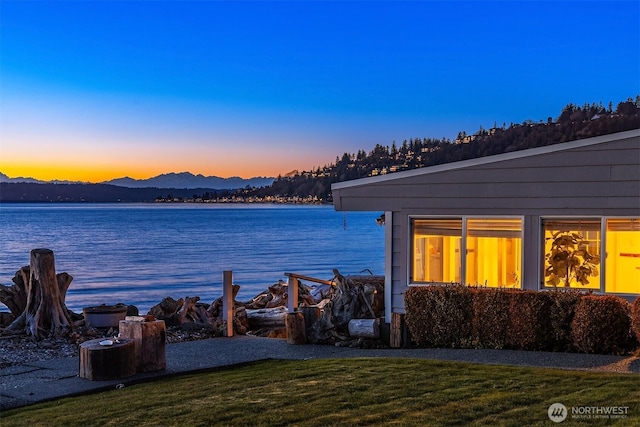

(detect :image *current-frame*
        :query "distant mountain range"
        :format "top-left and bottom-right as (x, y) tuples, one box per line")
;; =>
(0, 172), (275, 190)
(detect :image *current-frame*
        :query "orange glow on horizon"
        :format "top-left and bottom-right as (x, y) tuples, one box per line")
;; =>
(1, 163), (138, 183)
(0, 159), (307, 183)
(0, 135), (334, 182)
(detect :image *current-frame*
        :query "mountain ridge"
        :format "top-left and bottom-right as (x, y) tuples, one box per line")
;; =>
(0, 171), (275, 190)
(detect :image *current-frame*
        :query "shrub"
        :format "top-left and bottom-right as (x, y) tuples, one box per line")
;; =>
(406, 286), (634, 355)
(632, 296), (640, 345)
(570, 295), (632, 355)
(404, 285), (474, 348)
(547, 290), (583, 352)
(506, 291), (553, 351)
(472, 289), (511, 349)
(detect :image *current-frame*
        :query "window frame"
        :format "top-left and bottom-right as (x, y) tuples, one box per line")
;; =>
(408, 215), (524, 289)
(539, 216), (603, 291)
(604, 217), (640, 296)
(408, 216), (463, 285)
(538, 216), (640, 295)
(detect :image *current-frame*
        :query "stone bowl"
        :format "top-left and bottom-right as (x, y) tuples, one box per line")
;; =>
(83, 305), (128, 328)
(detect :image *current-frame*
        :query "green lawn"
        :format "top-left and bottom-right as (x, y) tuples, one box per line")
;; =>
(2, 358), (638, 426)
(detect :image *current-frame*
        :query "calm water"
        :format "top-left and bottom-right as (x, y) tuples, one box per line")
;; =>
(0, 203), (384, 314)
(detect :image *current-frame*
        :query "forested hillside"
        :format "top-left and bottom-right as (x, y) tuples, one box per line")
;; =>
(242, 97), (640, 202)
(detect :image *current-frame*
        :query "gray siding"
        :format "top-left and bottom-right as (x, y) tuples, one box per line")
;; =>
(522, 215), (539, 292)
(390, 211), (406, 315)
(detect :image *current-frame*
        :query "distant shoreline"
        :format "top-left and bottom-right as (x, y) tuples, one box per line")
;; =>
(0, 182), (327, 204)
(0, 199), (329, 205)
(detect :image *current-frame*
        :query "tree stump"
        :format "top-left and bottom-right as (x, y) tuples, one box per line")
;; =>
(79, 338), (136, 380)
(285, 311), (306, 344)
(5, 249), (74, 339)
(119, 319), (166, 372)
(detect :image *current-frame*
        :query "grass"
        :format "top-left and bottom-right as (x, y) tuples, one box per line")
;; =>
(2, 358), (639, 426)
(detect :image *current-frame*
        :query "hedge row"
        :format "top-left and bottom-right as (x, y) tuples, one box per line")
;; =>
(404, 286), (637, 355)
(633, 296), (640, 342)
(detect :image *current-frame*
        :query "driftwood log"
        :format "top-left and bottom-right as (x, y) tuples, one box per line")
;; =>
(1, 249), (80, 339)
(178, 296), (210, 325)
(300, 305), (321, 336)
(148, 296), (183, 326)
(147, 280), (322, 337)
(307, 269), (384, 344)
(246, 306), (287, 329)
(148, 296), (212, 328)
(348, 318), (380, 338)
(145, 272), (383, 342)
(244, 280), (316, 309)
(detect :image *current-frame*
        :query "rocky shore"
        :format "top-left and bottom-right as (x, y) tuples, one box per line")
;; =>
(0, 335), (78, 368)
(0, 325), (217, 369)
(0, 253), (387, 371)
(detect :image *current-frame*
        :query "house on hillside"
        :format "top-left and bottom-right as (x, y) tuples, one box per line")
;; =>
(331, 129), (640, 325)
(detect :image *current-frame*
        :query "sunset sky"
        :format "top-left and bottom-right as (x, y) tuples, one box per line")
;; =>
(1, 1), (638, 182)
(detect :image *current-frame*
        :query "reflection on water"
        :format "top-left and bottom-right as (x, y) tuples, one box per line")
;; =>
(0, 203), (384, 313)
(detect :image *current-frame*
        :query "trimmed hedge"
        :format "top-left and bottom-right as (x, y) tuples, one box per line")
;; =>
(404, 285), (474, 348)
(547, 290), (583, 352)
(571, 295), (632, 355)
(404, 285), (634, 355)
(506, 291), (552, 351)
(633, 296), (640, 342)
(472, 289), (510, 349)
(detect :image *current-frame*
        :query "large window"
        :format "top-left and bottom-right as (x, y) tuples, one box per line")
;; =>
(542, 219), (601, 289)
(466, 219), (522, 288)
(412, 216), (638, 295)
(412, 219), (462, 283)
(606, 218), (640, 294)
(411, 217), (522, 288)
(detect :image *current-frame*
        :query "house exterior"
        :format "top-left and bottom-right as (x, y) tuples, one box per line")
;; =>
(331, 129), (640, 323)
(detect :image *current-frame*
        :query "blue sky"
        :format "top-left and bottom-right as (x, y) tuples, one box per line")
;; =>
(1, 1), (638, 181)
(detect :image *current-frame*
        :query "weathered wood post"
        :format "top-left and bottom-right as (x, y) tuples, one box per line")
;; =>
(222, 270), (234, 337)
(285, 275), (306, 344)
(287, 275), (299, 313)
(285, 311), (307, 344)
(390, 312), (404, 348)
